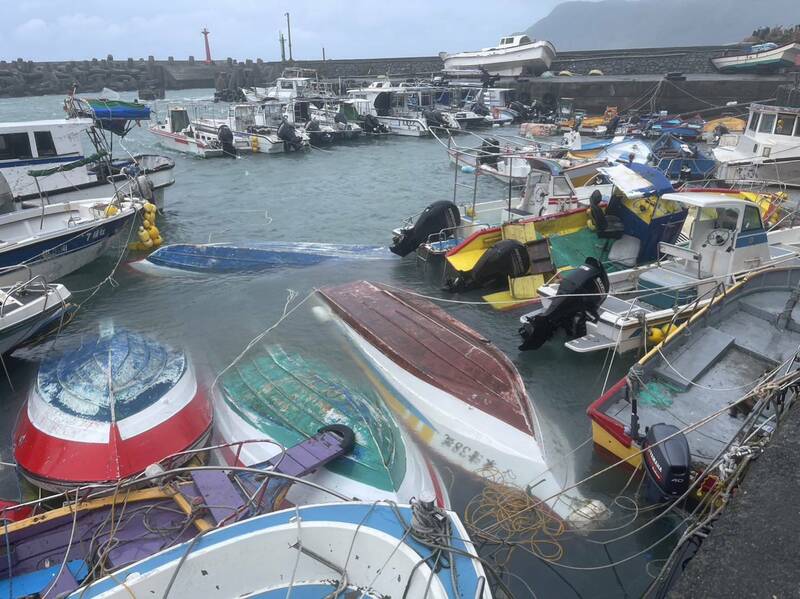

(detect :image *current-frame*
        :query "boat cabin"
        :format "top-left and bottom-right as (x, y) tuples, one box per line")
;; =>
(167, 108), (191, 133)
(0, 118), (98, 200)
(716, 103), (800, 161)
(496, 35), (533, 49)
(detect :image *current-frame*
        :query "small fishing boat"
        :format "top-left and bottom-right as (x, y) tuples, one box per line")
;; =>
(148, 106), (226, 158)
(588, 265), (800, 504)
(650, 134), (716, 180)
(712, 42), (800, 73)
(317, 281), (606, 526)
(0, 197), (140, 286)
(129, 241), (389, 275)
(442, 34), (556, 77)
(13, 329), (212, 491)
(0, 429), (354, 596)
(0, 277), (71, 355)
(519, 192), (800, 354)
(702, 116), (746, 142)
(214, 344), (447, 506)
(70, 501), (492, 598)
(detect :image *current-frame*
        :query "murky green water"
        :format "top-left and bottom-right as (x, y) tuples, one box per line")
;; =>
(0, 90), (683, 598)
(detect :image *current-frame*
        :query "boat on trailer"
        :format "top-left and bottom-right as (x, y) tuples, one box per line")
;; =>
(0, 428), (355, 597)
(13, 328), (212, 491)
(0, 276), (71, 355)
(213, 344), (448, 506)
(67, 501), (491, 599)
(316, 281), (607, 527)
(588, 265), (800, 504)
(519, 192), (800, 354)
(0, 196), (141, 286)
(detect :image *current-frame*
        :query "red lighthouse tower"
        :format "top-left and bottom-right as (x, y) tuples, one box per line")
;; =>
(201, 28), (212, 64)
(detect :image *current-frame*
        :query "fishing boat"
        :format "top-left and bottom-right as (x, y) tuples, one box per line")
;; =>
(713, 100), (800, 187)
(1, 114), (174, 207)
(211, 103), (310, 154)
(129, 241), (389, 275)
(67, 501), (492, 598)
(0, 276), (71, 355)
(588, 265), (800, 504)
(651, 134), (716, 180)
(241, 68), (335, 103)
(519, 192), (800, 354)
(702, 115), (746, 142)
(712, 42), (800, 73)
(13, 328), (212, 491)
(442, 34), (556, 77)
(0, 196), (140, 286)
(316, 281), (607, 526)
(0, 429), (354, 597)
(213, 344), (448, 506)
(148, 106), (226, 158)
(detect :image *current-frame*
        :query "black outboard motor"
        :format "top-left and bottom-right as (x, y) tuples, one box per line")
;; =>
(390, 200), (460, 257)
(642, 423), (690, 503)
(518, 257), (609, 350)
(217, 125), (237, 157)
(334, 112), (348, 126)
(477, 138), (501, 168)
(277, 120), (305, 151)
(362, 114), (389, 134)
(509, 101), (530, 121)
(446, 240), (529, 292)
(422, 109), (445, 129)
(471, 102), (490, 117)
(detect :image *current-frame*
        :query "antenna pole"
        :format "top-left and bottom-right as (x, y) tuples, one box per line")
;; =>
(285, 12), (293, 61)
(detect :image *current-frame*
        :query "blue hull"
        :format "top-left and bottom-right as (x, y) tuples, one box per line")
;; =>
(143, 242), (390, 273)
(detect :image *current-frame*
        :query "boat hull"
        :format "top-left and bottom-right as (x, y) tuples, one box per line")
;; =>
(147, 127), (224, 158)
(0, 284), (71, 355)
(443, 41), (556, 76)
(716, 157), (800, 188)
(712, 43), (800, 73)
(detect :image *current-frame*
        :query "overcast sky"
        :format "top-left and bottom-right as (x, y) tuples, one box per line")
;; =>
(0, 0), (568, 62)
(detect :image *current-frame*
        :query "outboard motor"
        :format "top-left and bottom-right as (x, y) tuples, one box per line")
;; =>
(277, 120), (305, 151)
(334, 112), (348, 127)
(217, 124), (237, 157)
(446, 239), (529, 292)
(305, 119), (321, 132)
(362, 114), (389, 134)
(518, 257), (609, 350)
(471, 102), (490, 117)
(0, 172), (13, 215)
(390, 200), (460, 257)
(477, 138), (501, 168)
(642, 423), (690, 503)
(423, 109), (445, 129)
(509, 101), (530, 121)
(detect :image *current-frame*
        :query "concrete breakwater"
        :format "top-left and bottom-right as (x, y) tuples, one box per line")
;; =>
(0, 46), (793, 115)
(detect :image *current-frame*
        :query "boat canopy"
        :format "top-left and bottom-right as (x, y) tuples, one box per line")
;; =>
(65, 96), (151, 136)
(598, 162), (673, 199)
(660, 191), (759, 211)
(526, 157), (563, 175)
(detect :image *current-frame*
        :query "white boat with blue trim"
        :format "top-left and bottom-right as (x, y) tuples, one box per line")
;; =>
(70, 501), (492, 598)
(0, 277), (71, 355)
(519, 192), (800, 355)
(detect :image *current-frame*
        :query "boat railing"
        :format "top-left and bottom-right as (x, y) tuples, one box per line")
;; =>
(0, 269), (50, 318)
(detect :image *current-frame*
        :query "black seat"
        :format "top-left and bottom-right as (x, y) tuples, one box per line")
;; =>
(590, 191), (625, 240)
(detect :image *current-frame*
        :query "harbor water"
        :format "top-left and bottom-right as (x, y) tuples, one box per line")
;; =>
(1, 90), (683, 598)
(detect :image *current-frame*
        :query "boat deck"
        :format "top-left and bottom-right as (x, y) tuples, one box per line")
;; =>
(600, 285), (800, 465)
(320, 281), (535, 435)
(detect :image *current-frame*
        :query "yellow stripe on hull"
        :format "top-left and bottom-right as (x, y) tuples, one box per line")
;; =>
(591, 421), (642, 468)
(445, 229), (502, 272)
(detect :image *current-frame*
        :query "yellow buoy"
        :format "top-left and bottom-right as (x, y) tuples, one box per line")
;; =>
(586, 218), (596, 231)
(143, 202), (157, 214)
(647, 327), (664, 345)
(137, 227), (149, 243)
(143, 219), (153, 230)
(148, 225), (160, 241)
(105, 205), (119, 217)
(152, 236), (163, 248)
(660, 324), (676, 338)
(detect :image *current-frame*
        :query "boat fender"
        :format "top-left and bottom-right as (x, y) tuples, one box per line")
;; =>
(137, 227), (150, 244)
(518, 257), (609, 350)
(446, 239), (530, 292)
(105, 205), (119, 217)
(318, 424), (356, 454)
(390, 200), (461, 257)
(461, 165), (476, 174)
(148, 225), (161, 241)
(646, 327), (664, 345)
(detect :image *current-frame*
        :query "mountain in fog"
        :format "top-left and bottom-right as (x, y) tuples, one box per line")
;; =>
(527, 0), (800, 50)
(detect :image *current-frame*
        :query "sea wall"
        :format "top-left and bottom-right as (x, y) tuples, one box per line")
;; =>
(549, 45), (730, 76)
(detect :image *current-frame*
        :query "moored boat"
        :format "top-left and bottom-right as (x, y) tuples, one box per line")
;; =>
(13, 328), (212, 491)
(69, 501), (492, 598)
(712, 42), (800, 73)
(213, 344), (448, 506)
(148, 106), (226, 158)
(0, 276), (72, 355)
(316, 281), (607, 526)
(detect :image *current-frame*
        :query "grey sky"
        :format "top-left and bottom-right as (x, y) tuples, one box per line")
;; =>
(1, 0), (566, 62)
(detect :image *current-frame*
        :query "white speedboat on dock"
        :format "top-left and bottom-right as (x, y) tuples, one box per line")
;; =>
(441, 35), (556, 77)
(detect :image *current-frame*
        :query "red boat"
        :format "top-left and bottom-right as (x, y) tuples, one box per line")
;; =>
(13, 329), (211, 491)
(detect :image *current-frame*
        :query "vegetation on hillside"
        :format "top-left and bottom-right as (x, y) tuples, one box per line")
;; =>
(745, 25), (800, 44)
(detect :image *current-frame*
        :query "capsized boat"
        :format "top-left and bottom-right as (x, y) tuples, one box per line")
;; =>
(442, 34), (556, 77)
(316, 281), (607, 526)
(0, 429), (354, 597)
(214, 344), (447, 506)
(130, 241), (390, 275)
(712, 42), (800, 73)
(70, 501), (492, 599)
(519, 192), (800, 354)
(0, 196), (140, 286)
(589, 265), (800, 503)
(13, 329), (212, 491)
(651, 133), (716, 180)
(0, 277), (72, 355)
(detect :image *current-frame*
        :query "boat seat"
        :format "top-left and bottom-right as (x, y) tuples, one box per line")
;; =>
(590, 191), (624, 240)
(502, 221), (538, 244)
(654, 326), (735, 391)
(600, 295), (655, 317)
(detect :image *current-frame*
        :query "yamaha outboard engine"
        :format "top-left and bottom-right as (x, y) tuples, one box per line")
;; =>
(277, 120), (305, 151)
(217, 125), (237, 157)
(642, 423), (690, 503)
(477, 138), (501, 168)
(363, 114), (389, 134)
(0, 172), (13, 215)
(422, 109), (447, 130)
(518, 257), (609, 350)
(447, 239), (529, 292)
(390, 200), (460, 257)
(509, 101), (530, 121)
